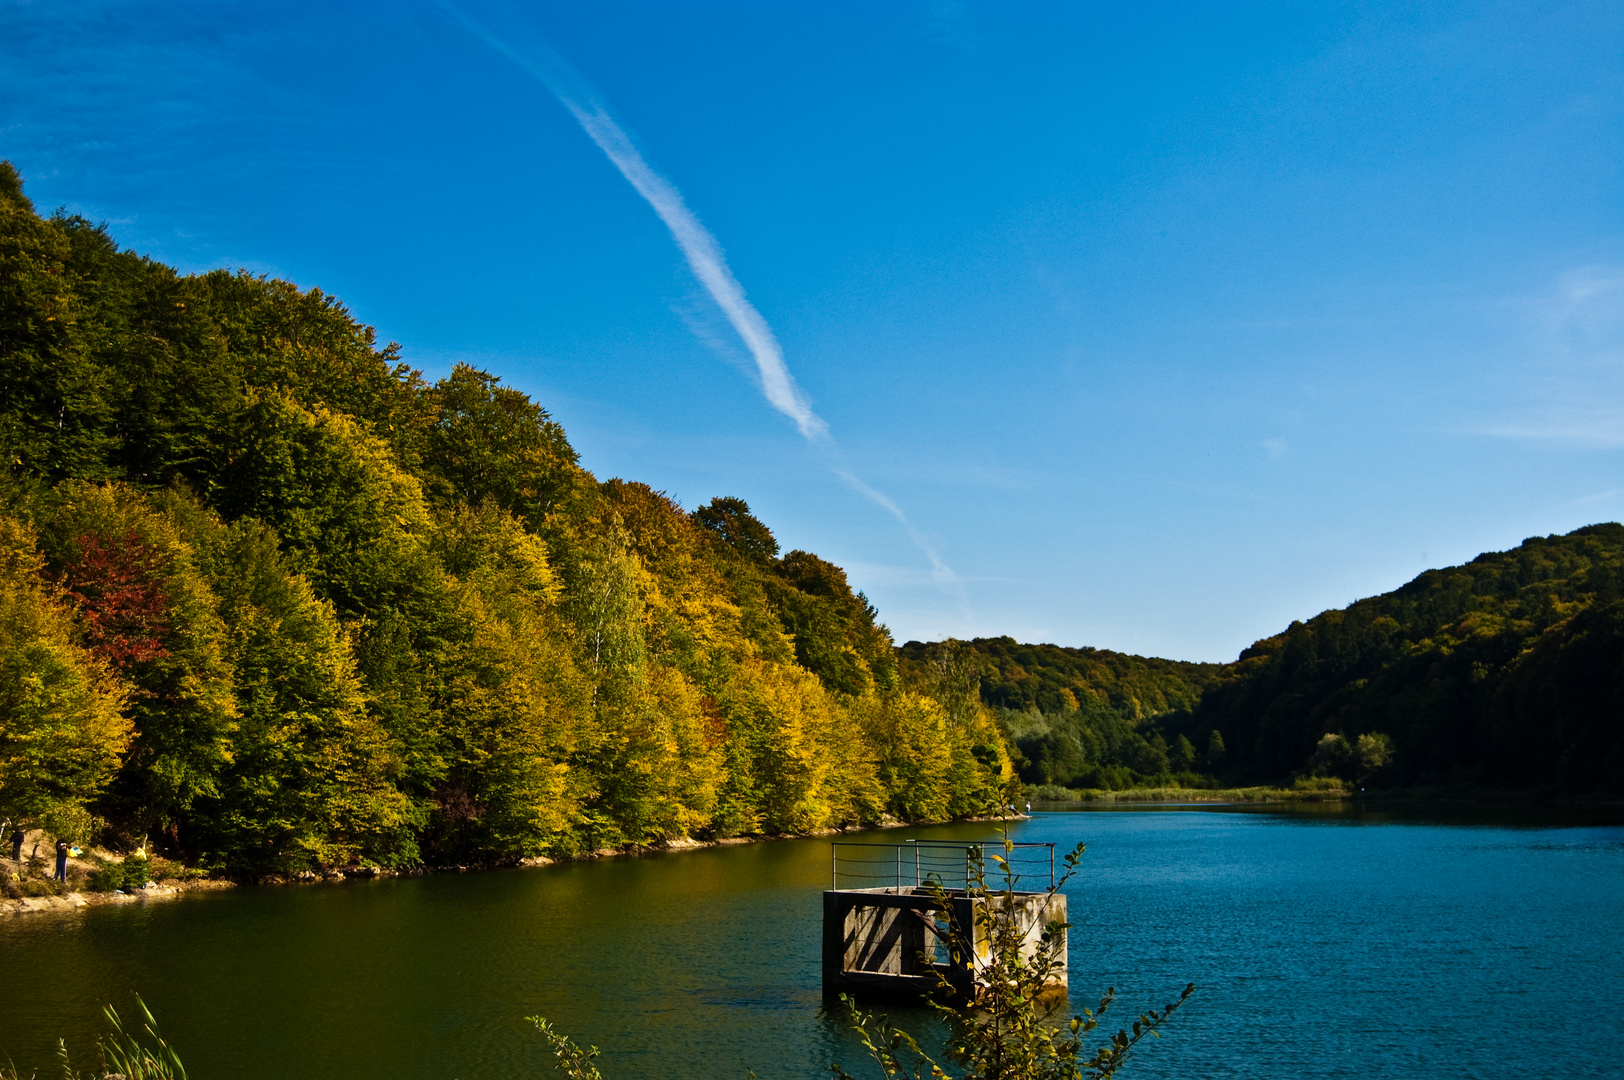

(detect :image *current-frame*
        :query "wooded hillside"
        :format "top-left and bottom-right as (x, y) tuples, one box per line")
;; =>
(1191, 524), (1624, 793)
(0, 163), (1015, 875)
(936, 529), (1624, 797)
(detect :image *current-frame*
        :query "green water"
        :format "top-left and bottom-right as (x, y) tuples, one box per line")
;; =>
(2, 805), (1621, 1079)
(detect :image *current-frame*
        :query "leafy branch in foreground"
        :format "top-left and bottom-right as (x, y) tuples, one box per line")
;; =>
(834, 830), (1194, 1080)
(526, 1016), (604, 1080)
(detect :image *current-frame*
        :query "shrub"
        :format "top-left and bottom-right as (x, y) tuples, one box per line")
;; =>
(122, 853), (151, 891)
(19, 876), (61, 897)
(86, 858), (123, 892)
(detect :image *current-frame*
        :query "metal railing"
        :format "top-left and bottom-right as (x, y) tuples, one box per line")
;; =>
(830, 839), (1056, 892)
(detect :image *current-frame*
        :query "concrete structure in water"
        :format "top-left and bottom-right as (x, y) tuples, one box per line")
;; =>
(821, 841), (1067, 1002)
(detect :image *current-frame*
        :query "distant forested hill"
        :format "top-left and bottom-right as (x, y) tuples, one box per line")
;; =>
(898, 638), (1222, 791)
(0, 162), (1015, 875)
(899, 636), (1219, 718)
(938, 529), (1624, 797)
(1192, 524), (1624, 794)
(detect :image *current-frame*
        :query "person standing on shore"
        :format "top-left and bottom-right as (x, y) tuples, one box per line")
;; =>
(54, 839), (68, 882)
(9, 826), (22, 863)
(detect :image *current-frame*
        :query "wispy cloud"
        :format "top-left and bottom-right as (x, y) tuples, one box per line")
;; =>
(1571, 486), (1624, 506)
(1468, 413), (1624, 447)
(1468, 266), (1624, 446)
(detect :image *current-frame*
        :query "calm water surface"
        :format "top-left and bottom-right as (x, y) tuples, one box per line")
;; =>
(2, 804), (1622, 1079)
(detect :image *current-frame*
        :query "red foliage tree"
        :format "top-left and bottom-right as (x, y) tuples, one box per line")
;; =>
(54, 528), (173, 670)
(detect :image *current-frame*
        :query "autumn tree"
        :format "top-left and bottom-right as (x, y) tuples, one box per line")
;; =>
(0, 515), (130, 831)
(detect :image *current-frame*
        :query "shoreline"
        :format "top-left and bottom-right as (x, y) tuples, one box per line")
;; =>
(1027, 784), (1624, 806)
(17, 790), (1614, 918)
(1, 812), (1030, 919)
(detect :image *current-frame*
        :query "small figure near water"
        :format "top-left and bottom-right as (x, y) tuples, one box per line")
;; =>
(54, 839), (69, 882)
(9, 826), (22, 862)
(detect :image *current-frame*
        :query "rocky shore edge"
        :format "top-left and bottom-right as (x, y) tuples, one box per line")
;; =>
(1, 877), (234, 917)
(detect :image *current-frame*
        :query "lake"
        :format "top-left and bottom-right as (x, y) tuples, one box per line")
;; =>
(2, 802), (1622, 1079)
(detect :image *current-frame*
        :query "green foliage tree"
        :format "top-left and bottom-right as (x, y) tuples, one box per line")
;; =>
(766, 551), (897, 696)
(693, 495), (780, 563)
(421, 363), (584, 527)
(165, 498), (420, 872)
(216, 391), (463, 807)
(428, 502), (583, 859)
(0, 163), (118, 482)
(196, 269), (435, 470)
(1168, 734), (1197, 772)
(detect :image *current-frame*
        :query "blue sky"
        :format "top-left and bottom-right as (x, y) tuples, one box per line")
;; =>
(4, 0), (1621, 661)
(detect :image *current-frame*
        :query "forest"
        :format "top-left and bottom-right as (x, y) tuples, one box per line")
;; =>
(0, 163), (1016, 876)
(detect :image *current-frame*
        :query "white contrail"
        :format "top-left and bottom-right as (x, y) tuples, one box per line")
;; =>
(443, 6), (965, 608)
(562, 103), (827, 440)
(440, 5), (825, 439)
(835, 470), (967, 602)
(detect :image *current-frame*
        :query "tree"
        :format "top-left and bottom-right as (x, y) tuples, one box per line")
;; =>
(217, 392), (461, 802)
(563, 516), (648, 705)
(217, 392), (441, 621)
(1169, 734), (1197, 772)
(0, 163), (118, 482)
(37, 482), (236, 843)
(421, 364), (584, 527)
(198, 269), (435, 471)
(169, 500), (420, 873)
(427, 502), (583, 860)
(1305, 734), (1354, 780)
(1353, 733), (1394, 787)
(0, 514), (131, 830)
(693, 496), (779, 563)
